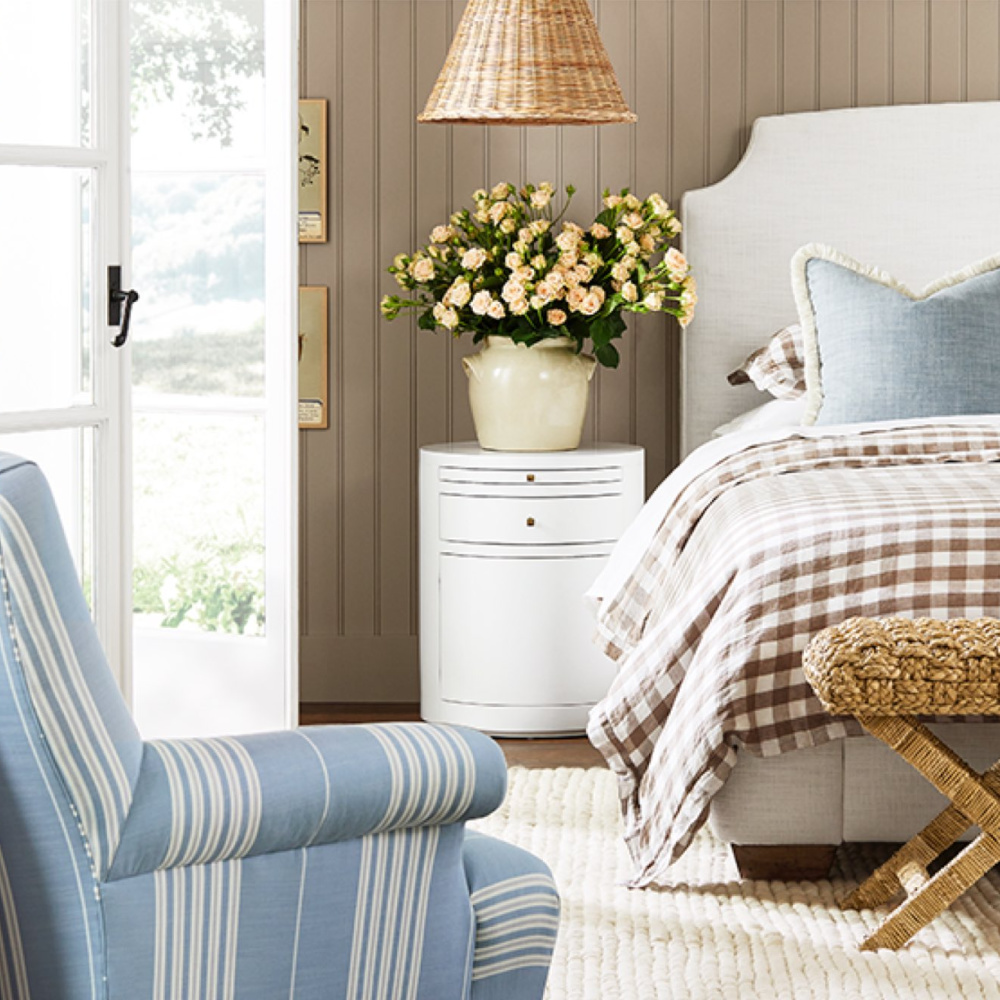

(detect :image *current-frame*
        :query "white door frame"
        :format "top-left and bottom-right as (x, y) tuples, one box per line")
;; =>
(0, 0), (299, 732)
(0, 0), (129, 688)
(129, 0), (300, 736)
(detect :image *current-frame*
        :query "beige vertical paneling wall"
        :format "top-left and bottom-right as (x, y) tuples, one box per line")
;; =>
(299, 0), (1000, 703)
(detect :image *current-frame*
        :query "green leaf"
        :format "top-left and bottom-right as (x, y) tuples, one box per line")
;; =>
(595, 207), (616, 229)
(418, 311), (437, 331)
(595, 343), (620, 368)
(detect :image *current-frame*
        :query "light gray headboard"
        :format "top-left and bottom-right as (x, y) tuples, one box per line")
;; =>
(679, 101), (1000, 458)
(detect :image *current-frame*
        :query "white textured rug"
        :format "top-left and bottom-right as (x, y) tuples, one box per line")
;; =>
(471, 766), (1000, 1000)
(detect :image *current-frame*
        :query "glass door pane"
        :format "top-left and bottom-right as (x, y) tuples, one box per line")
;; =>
(0, 166), (93, 410)
(0, 0), (90, 146)
(130, 0), (265, 644)
(0, 428), (95, 610)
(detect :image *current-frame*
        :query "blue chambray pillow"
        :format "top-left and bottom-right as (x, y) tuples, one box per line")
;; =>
(791, 244), (1000, 426)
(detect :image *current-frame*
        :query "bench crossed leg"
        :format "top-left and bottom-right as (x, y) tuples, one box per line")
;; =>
(845, 715), (1000, 951)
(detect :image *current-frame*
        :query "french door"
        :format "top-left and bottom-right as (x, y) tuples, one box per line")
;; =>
(0, 0), (298, 737)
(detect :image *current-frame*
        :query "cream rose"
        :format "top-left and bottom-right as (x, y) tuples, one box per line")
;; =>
(430, 225), (452, 243)
(509, 297), (530, 316)
(648, 193), (670, 217)
(566, 286), (587, 311)
(578, 291), (603, 316)
(665, 247), (689, 280)
(502, 278), (525, 303)
(621, 281), (638, 303)
(487, 299), (506, 320)
(546, 308), (567, 326)
(471, 290), (493, 316)
(555, 230), (582, 252)
(443, 278), (471, 308)
(409, 257), (435, 282)
(433, 302), (459, 329)
(462, 247), (488, 270)
(590, 222), (611, 239)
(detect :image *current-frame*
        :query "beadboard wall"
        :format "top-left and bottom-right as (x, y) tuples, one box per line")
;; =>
(299, 0), (1000, 702)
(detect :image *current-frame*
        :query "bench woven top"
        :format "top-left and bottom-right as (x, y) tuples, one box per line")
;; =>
(802, 617), (1000, 717)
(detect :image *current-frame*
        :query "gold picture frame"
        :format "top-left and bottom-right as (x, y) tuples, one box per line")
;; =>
(298, 286), (329, 429)
(298, 99), (327, 243)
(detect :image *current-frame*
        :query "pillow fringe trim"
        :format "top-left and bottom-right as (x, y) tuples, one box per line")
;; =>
(790, 244), (1000, 425)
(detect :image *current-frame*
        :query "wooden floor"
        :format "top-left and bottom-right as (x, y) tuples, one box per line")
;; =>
(299, 702), (605, 769)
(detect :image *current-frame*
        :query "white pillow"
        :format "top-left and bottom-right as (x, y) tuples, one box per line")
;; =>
(712, 398), (807, 437)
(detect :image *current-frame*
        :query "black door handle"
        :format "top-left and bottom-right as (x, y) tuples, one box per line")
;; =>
(108, 265), (140, 348)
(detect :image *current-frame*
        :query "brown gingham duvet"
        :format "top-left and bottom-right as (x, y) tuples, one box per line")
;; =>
(587, 421), (1000, 886)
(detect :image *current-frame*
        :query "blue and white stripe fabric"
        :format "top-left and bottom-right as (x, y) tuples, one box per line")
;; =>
(0, 475), (141, 877)
(111, 722), (506, 878)
(464, 832), (561, 999)
(0, 845), (28, 1000)
(0, 455), (558, 1000)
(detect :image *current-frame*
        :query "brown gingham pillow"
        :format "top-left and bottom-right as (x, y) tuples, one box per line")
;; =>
(727, 324), (806, 400)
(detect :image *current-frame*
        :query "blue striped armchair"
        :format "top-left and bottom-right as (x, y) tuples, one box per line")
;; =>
(0, 454), (558, 999)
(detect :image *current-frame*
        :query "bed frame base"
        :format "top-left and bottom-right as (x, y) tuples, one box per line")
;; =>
(731, 844), (837, 881)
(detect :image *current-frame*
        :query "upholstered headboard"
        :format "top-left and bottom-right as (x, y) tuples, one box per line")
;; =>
(680, 101), (1000, 457)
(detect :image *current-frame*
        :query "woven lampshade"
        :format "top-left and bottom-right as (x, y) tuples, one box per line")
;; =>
(418, 0), (637, 126)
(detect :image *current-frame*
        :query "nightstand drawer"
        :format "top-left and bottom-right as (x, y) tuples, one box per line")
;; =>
(439, 493), (628, 545)
(440, 465), (622, 487)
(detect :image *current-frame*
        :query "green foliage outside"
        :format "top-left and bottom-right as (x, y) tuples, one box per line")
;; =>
(130, 324), (264, 397)
(131, 0), (264, 147)
(134, 529), (265, 635)
(128, 0), (268, 635)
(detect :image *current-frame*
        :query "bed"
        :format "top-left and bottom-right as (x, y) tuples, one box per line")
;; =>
(587, 100), (1000, 886)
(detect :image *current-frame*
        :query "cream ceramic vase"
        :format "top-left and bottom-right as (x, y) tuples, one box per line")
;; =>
(462, 335), (597, 451)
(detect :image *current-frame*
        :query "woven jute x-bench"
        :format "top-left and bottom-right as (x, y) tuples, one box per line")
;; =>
(802, 616), (1000, 951)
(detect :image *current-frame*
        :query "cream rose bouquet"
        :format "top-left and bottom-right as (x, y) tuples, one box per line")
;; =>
(380, 182), (696, 368)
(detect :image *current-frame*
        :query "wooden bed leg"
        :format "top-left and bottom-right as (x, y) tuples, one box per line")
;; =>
(731, 844), (837, 881)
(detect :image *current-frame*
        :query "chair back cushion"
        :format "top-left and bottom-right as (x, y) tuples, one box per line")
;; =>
(0, 455), (142, 875)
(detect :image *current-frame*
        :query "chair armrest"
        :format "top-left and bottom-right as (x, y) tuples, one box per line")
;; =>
(107, 722), (506, 881)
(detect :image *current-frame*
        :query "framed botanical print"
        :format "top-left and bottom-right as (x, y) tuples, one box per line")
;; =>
(298, 99), (327, 243)
(298, 286), (328, 429)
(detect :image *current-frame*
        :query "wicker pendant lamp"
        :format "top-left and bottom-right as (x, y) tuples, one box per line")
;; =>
(418, 0), (637, 126)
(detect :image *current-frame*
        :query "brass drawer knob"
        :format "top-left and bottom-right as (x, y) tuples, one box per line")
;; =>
(526, 517), (535, 527)
(526, 473), (535, 482)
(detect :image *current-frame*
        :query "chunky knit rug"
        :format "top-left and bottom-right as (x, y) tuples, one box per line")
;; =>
(471, 766), (1000, 1000)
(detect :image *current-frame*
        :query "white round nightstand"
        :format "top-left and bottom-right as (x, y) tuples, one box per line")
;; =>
(419, 442), (644, 736)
